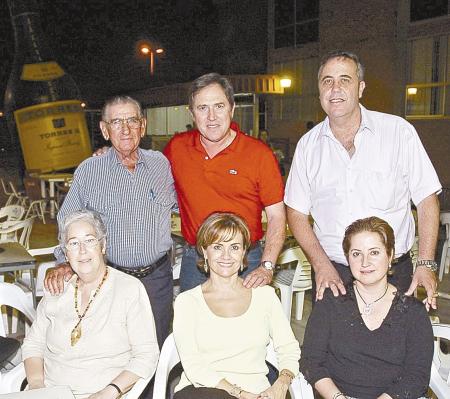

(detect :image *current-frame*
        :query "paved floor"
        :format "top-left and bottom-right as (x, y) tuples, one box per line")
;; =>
(28, 219), (450, 345)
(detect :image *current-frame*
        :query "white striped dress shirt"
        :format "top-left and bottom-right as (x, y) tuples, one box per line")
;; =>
(55, 148), (176, 268)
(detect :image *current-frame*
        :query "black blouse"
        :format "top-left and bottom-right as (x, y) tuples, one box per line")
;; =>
(299, 285), (433, 399)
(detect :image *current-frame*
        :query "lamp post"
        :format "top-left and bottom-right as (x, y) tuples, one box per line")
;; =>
(140, 44), (164, 75)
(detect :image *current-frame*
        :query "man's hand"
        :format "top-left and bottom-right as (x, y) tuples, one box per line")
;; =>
(243, 266), (273, 288)
(44, 263), (74, 295)
(93, 146), (110, 157)
(315, 263), (346, 300)
(405, 266), (438, 311)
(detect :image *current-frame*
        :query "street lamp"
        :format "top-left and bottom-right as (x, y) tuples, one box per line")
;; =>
(140, 44), (164, 75)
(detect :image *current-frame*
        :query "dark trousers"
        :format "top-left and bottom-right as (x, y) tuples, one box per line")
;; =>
(138, 256), (174, 399)
(174, 386), (234, 399)
(139, 255), (173, 349)
(311, 256), (414, 302)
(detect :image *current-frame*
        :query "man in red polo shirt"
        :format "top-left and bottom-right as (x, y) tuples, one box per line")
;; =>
(164, 73), (286, 292)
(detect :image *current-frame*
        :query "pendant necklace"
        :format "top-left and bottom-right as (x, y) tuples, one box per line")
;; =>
(70, 267), (109, 346)
(354, 282), (388, 316)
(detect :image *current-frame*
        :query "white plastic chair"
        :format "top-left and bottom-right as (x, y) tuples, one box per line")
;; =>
(430, 323), (450, 399)
(0, 206), (25, 223)
(0, 179), (16, 207)
(0, 217), (36, 250)
(272, 246), (312, 320)
(18, 246), (58, 299)
(0, 282), (35, 394)
(439, 212), (450, 281)
(23, 177), (47, 224)
(0, 282), (36, 338)
(154, 333), (313, 399)
(7, 182), (27, 208)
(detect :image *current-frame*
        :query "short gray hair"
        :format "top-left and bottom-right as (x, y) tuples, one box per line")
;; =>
(189, 73), (235, 111)
(58, 209), (107, 249)
(318, 50), (365, 81)
(101, 95), (144, 121)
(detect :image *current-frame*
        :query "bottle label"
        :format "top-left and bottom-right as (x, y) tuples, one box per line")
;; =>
(14, 100), (92, 172)
(21, 62), (65, 81)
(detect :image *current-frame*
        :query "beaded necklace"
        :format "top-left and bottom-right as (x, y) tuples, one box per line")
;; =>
(70, 266), (109, 346)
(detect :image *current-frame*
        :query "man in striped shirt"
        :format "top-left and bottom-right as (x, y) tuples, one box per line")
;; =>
(46, 95), (176, 349)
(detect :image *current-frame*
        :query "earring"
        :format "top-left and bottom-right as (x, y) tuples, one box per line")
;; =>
(204, 258), (209, 273)
(387, 264), (393, 276)
(240, 263), (244, 272)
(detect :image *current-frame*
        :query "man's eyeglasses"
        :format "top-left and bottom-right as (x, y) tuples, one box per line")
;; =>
(65, 237), (103, 252)
(104, 117), (142, 132)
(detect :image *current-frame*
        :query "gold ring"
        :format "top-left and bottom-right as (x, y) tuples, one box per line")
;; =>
(432, 292), (439, 298)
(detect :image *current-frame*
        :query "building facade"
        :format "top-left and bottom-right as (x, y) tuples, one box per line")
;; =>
(267, 0), (450, 197)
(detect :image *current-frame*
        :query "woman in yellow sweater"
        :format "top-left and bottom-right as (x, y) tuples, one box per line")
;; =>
(173, 212), (300, 399)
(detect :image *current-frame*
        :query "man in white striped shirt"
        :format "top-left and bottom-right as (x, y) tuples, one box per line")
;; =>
(46, 95), (176, 349)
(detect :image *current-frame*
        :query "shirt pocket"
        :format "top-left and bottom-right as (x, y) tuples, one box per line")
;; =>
(365, 170), (396, 210)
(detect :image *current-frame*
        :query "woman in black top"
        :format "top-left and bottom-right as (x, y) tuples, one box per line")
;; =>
(300, 216), (433, 399)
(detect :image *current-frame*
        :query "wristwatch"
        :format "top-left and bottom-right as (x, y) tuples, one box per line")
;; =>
(260, 260), (274, 271)
(416, 259), (438, 273)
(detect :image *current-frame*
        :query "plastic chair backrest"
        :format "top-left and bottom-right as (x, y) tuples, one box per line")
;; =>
(154, 334), (314, 399)
(0, 217), (35, 249)
(0, 206), (25, 222)
(0, 282), (36, 337)
(431, 323), (450, 399)
(277, 246), (312, 287)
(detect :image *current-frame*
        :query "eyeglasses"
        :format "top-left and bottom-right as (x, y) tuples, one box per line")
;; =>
(65, 237), (103, 252)
(104, 117), (142, 132)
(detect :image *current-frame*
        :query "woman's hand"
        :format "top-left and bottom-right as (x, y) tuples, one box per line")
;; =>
(87, 385), (120, 399)
(28, 381), (45, 390)
(239, 391), (260, 399)
(258, 376), (290, 399)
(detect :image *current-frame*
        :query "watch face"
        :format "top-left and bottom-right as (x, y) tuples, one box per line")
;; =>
(262, 261), (273, 270)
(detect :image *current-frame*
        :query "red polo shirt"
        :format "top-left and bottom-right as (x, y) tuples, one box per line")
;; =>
(164, 122), (284, 245)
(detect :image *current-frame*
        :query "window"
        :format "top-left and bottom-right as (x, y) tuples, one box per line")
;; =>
(410, 0), (448, 22)
(270, 57), (319, 122)
(274, 0), (319, 49)
(406, 35), (450, 117)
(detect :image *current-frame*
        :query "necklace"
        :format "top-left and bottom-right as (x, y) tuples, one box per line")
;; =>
(354, 282), (388, 316)
(70, 267), (109, 346)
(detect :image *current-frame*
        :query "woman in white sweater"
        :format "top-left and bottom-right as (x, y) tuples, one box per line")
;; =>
(173, 212), (300, 399)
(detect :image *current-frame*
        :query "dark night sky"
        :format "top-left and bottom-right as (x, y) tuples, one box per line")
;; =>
(0, 0), (267, 108)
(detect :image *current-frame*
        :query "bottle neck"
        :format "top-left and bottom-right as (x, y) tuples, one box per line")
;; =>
(8, 0), (54, 63)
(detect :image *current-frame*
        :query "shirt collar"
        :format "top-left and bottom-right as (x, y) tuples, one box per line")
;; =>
(319, 104), (375, 139)
(192, 121), (244, 154)
(107, 147), (144, 168)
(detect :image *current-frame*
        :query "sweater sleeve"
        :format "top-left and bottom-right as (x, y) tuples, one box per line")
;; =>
(385, 301), (433, 399)
(299, 294), (333, 385)
(21, 295), (50, 360)
(124, 281), (160, 379)
(173, 292), (223, 388)
(267, 288), (300, 375)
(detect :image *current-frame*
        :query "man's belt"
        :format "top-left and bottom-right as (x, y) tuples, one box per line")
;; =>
(108, 253), (169, 278)
(392, 251), (411, 264)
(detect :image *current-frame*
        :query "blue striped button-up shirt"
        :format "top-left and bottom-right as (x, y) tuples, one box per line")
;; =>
(55, 148), (176, 268)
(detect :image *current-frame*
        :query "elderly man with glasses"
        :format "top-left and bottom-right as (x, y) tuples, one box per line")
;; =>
(46, 95), (176, 352)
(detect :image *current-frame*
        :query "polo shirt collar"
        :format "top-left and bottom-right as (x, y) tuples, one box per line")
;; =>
(319, 104), (375, 139)
(192, 121), (244, 154)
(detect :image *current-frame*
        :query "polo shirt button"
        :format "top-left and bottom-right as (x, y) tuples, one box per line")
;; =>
(205, 156), (209, 160)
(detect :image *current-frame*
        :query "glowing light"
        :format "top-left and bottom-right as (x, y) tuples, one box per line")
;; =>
(407, 87), (418, 95)
(80, 102), (86, 108)
(280, 78), (292, 88)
